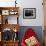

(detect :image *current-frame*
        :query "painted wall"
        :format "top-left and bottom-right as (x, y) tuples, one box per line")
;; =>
(0, 0), (44, 26)
(18, 0), (44, 26)
(18, 26), (44, 44)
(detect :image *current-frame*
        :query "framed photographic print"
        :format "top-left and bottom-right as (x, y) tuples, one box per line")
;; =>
(2, 10), (9, 15)
(9, 9), (18, 15)
(23, 8), (36, 19)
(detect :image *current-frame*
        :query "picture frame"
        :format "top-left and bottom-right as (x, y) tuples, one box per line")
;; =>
(9, 10), (18, 15)
(2, 10), (9, 15)
(23, 8), (36, 19)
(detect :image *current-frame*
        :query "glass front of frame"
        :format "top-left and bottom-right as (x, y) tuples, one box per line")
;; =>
(23, 8), (36, 19)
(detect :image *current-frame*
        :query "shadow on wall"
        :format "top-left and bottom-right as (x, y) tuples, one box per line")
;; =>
(18, 26), (44, 44)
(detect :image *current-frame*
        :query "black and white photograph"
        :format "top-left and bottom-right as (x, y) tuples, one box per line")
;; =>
(23, 8), (36, 19)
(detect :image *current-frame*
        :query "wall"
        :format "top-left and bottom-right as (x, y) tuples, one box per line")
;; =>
(0, 0), (15, 7)
(18, 26), (44, 44)
(0, 0), (44, 26)
(18, 0), (44, 26)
